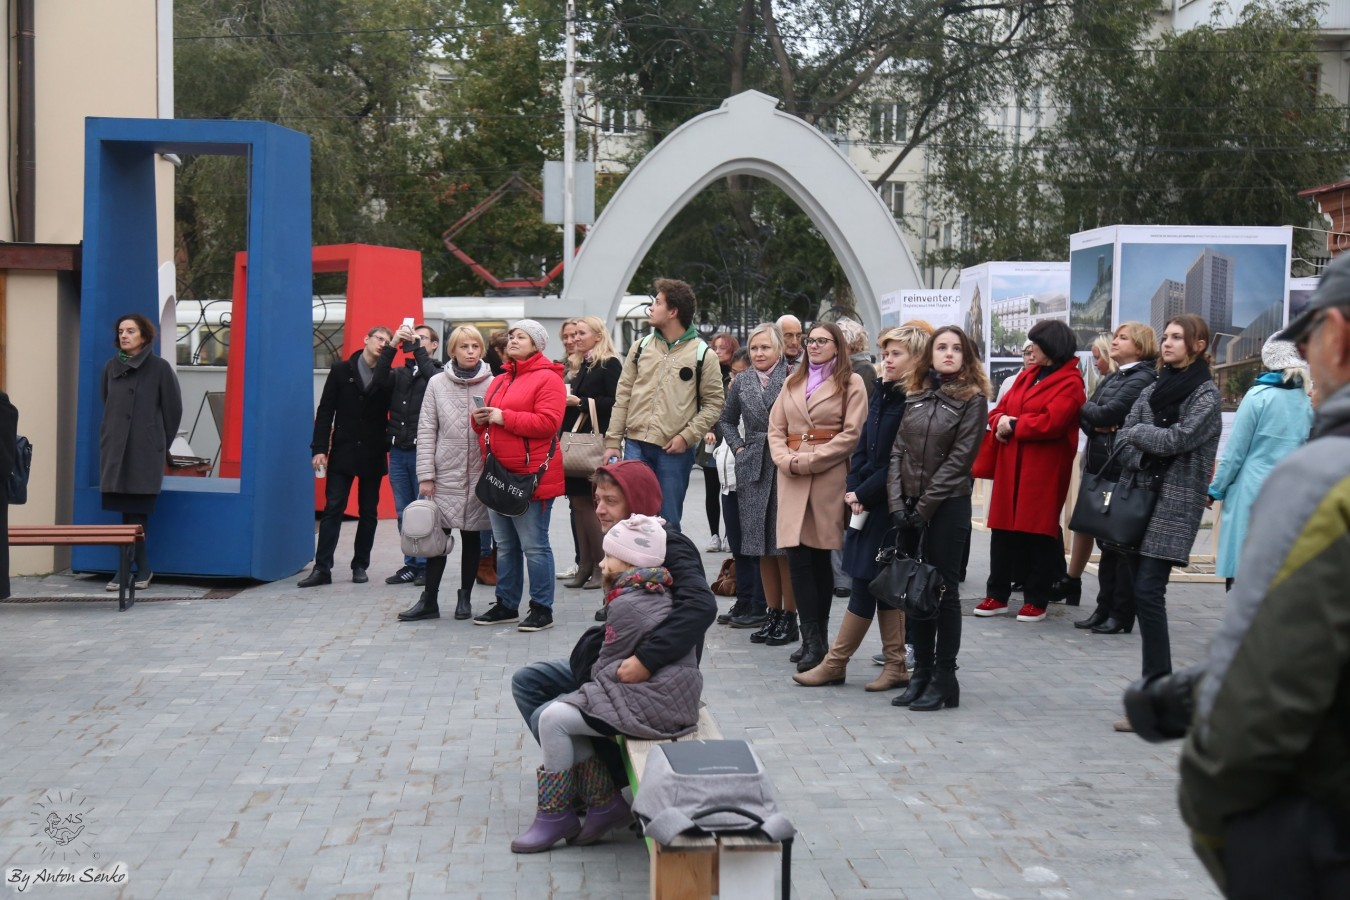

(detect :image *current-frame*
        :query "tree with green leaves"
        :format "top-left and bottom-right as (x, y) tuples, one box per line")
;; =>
(927, 0), (1350, 271)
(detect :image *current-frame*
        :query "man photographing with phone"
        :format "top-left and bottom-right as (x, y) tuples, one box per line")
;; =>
(384, 322), (444, 586)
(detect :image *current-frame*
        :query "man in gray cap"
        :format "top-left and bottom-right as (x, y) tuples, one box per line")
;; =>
(1173, 251), (1350, 897)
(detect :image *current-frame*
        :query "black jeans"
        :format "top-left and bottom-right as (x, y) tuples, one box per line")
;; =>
(787, 545), (834, 626)
(1132, 554), (1174, 678)
(315, 469), (383, 572)
(987, 528), (1064, 608)
(903, 495), (969, 670)
(1093, 544), (1137, 623)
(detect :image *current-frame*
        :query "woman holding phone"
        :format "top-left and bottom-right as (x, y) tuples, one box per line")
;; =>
(401, 326), (494, 622)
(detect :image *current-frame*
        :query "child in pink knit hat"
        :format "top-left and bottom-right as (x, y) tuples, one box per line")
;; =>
(512, 514), (704, 854)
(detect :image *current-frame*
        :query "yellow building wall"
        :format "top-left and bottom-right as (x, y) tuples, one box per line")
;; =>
(6, 0), (173, 574)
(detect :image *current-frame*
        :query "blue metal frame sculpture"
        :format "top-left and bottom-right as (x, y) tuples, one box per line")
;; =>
(74, 117), (313, 580)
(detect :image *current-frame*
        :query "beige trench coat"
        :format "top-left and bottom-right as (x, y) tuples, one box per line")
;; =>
(767, 371), (867, 550)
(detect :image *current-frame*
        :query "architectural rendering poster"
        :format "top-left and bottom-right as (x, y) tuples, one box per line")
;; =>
(988, 358), (1026, 405)
(965, 261), (1070, 360)
(1115, 225), (1292, 407)
(1289, 275), (1319, 324)
(1069, 225), (1118, 350)
(879, 290), (902, 328)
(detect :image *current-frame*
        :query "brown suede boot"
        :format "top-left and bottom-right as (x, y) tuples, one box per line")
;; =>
(865, 609), (910, 691)
(476, 549), (498, 586)
(792, 611), (872, 687)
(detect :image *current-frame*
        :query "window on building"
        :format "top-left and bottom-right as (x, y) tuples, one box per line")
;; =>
(869, 101), (906, 143)
(881, 182), (905, 218)
(599, 100), (634, 134)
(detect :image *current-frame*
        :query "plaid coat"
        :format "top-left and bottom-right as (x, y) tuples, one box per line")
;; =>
(1116, 380), (1222, 566)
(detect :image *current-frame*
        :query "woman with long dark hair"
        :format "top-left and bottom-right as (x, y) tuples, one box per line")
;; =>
(1115, 313), (1221, 688)
(885, 326), (991, 710)
(767, 321), (868, 671)
(977, 319), (1085, 623)
(100, 313), (183, 590)
(793, 323), (930, 689)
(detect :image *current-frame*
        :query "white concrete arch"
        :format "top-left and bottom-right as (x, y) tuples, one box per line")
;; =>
(551, 90), (923, 331)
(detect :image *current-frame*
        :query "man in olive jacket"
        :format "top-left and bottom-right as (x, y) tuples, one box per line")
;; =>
(604, 279), (723, 531)
(300, 326), (394, 587)
(1177, 260), (1350, 897)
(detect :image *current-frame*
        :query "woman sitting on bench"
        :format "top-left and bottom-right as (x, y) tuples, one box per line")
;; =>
(513, 513), (703, 854)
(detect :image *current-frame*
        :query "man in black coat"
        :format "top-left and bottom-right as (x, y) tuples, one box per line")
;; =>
(383, 323), (443, 586)
(300, 326), (395, 587)
(510, 460), (717, 757)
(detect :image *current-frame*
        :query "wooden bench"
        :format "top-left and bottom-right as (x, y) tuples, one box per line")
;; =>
(8, 525), (145, 611)
(619, 707), (784, 899)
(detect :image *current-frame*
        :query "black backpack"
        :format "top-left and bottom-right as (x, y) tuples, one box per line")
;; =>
(8, 434), (31, 504)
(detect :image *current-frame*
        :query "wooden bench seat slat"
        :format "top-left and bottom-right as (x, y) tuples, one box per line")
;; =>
(7, 526), (145, 611)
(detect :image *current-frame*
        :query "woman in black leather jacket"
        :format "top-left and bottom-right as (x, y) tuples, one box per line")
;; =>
(886, 326), (991, 712)
(1073, 321), (1157, 633)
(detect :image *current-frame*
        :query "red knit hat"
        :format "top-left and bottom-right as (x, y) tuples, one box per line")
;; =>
(597, 460), (662, 516)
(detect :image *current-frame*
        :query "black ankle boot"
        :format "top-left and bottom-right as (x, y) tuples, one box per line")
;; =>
(795, 622), (828, 672)
(454, 589), (472, 620)
(1074, 608), (1109, 630)
(766, 611), (799, 647)
(749, 609), (779, 644)
(892, 666), (932, 707)
(909, 665), (959, 711)
(399, 591), (440, 621)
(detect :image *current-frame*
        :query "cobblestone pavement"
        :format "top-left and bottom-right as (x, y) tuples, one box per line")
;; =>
(0, 475), (1223, 899)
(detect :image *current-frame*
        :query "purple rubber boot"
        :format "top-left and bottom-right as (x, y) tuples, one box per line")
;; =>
(511, 767), (581, 853)
(570, 755), (634, 846)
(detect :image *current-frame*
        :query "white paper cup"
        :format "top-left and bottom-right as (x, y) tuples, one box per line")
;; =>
(848, 510), (869, 530)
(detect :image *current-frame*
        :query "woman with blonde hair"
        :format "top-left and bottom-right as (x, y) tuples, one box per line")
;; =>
(718, 323), (797, 646)
(1206, 330), (1313, 591)
(768, 321), (869, 671)
(794, 322), (931, 689)
(404, 325), (494, 621)
(561, 316), (623, 593)
(1065, 322), (1157, 619)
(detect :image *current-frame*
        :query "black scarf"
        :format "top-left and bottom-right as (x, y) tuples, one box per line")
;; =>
(1149, 359), (1211, 428)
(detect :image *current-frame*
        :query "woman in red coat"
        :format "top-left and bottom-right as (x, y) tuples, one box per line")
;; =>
(976, 320), (1085, 623)
(471, 319), (567, 633)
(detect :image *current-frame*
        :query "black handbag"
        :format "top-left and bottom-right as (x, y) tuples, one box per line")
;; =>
(1069, 443), (1159, 551)
(868, 527), (944, 621)
(475, 433), (557, 517)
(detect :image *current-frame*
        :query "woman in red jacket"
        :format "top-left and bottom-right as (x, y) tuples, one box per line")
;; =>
(976, 319), (1085, 623)
(471, 320), (567, 633)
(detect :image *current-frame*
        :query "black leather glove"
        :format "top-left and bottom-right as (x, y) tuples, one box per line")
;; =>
(892, 509), (925, 532)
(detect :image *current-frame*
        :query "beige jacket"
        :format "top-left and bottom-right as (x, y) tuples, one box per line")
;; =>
(416, 363), (493, 531)
(605, 330), (725, 452)
(767, 370), (867, 550)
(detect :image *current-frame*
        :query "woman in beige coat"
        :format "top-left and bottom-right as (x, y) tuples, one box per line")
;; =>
(398, 326), (494, 623)
(768, 321), (868, 672)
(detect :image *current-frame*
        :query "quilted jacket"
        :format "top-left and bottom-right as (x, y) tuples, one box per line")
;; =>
(562, 580), (703, 740)
(417, 361), (493, 530)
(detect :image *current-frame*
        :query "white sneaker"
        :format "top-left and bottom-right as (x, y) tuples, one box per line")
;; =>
(557, 564), (579, 580)
(704, 535), (723, 553)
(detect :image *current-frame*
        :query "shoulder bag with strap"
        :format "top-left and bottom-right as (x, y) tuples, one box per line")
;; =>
(475, 431), (558, 517)
(561, 397), (605, 478)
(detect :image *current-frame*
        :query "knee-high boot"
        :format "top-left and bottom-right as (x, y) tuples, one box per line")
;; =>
(793, 611), (871, 686)
(865, 609), (910, 691)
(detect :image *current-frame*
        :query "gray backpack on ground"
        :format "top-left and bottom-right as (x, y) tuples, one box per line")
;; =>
(400, 498), (451, 558)
(632, 739), (795, 843)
